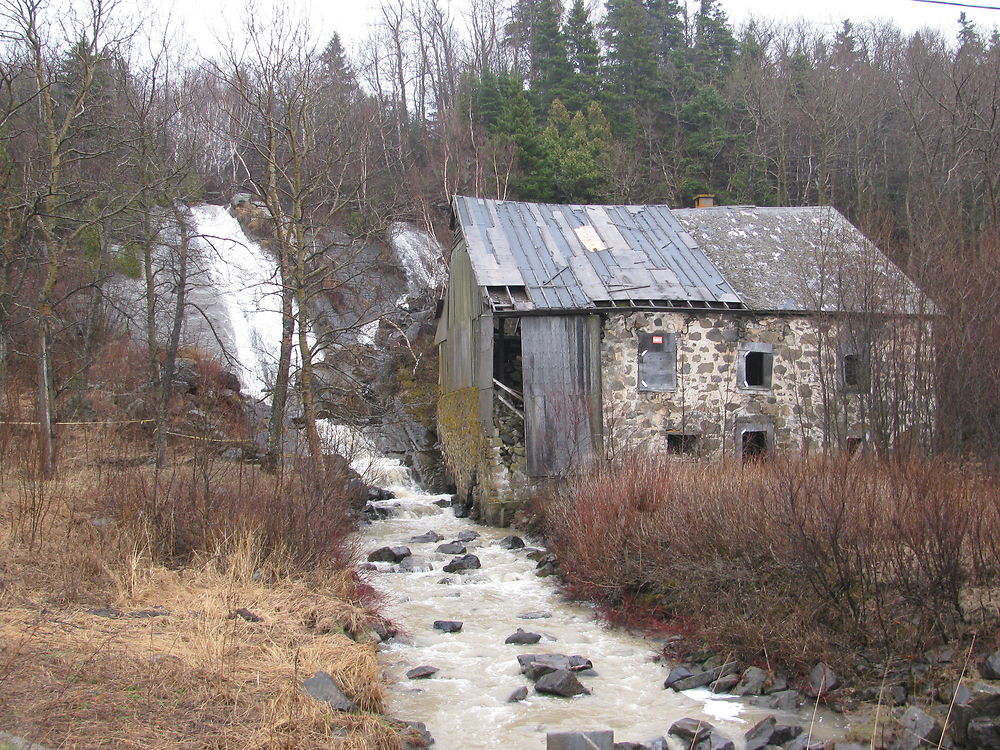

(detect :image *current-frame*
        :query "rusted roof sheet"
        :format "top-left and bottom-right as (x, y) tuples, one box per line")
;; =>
(673, 206), (926, 313)
(452, 196), (744, 312)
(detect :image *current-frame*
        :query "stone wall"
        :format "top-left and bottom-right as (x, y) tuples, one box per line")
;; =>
(601, 312), (868, 458)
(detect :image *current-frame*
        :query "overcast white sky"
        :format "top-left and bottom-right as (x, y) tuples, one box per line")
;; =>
(159, 0), (998, 57)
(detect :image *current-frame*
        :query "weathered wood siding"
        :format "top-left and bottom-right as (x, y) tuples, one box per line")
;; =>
(521, 315), (603, 477)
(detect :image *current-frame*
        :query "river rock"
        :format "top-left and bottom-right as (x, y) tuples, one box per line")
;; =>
(967, 717), (1000, 750)
(744, 717), (778, 750)
(433, 620), (463, 633)
(953, 682), (1000, 745)
(770, 725), (803, 745)
(363, 503), (392, 521)
(436, 542), (467, 555)
(403, 721), (434, 749)
(406, 666), (438, 679)
(433, 498), (452, 507)
(442, 554), (481, 573)
(982, 651), (1000, 680)
(409, 531), (444, 543)
(708, 731), (736, 750)
(806, 662), (838, 697)
(368, 546), (411, 563)
(508, 685), (529, 702)
(669, 718), (714, 745)
(711, 674), (740, 693)
(398, 556), (433, 573)
(669, 670), (716, 691)
(455, 530), (479, 542)
(526, 549), (549, 562)
(301, 671), (357, 712)
(536, 562), (558, 577)
(890, 706), (942, 750)
(506, 628), (542, 645)
(664, 666), (695, 689)
(499, 535), (525, 549)
(519, 610), (552, 619)
(535, 669), (590, 697)
(614, 743), (648, 750)
(734, 667), (769, 696)
(547, 731), (613, 749)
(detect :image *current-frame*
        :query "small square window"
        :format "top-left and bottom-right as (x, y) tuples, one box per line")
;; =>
(738, 343), (773, 390)
(666, 433), (699, 455)
(638, 331), (676, 392)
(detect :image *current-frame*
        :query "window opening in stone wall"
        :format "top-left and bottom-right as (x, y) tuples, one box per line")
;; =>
(742, 430), (769, 461)
(846, 436), (864, 455)
(744, 351), (771, 387)
(638, 331), (676, 392)
(666, 433), (699, 455)
(842, 353), (863, 389)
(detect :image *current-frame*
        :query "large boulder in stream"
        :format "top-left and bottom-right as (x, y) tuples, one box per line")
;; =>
(442, 554), (481, 573)
(367, 546), (411, 563)
(535, 669), (590, 697)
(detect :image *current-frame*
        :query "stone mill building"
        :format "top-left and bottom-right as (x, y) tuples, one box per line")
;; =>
(435, 196), (930, 523)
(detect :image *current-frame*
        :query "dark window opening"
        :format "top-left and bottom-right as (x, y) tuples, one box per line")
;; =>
(843, 353), (865, 389)
(846, 436), (864, 455)
(744, 351), (772, 388)
(742, 430), (769, 461)
(667, 433), (699, 455)
(493, 318), (523, 392)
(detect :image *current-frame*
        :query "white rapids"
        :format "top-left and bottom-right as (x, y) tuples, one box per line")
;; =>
(360, 486), (843, 750)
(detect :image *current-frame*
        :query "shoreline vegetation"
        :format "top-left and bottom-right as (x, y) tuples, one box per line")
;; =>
(527, 450), (1000, 743)
(0, 424), (416, 750)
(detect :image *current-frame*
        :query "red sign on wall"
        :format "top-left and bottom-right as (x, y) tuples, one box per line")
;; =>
(652, 335), (664, 345)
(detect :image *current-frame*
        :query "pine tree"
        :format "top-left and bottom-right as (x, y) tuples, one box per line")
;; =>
(693, 0), (736, 80)
(510, 0), (572, 112)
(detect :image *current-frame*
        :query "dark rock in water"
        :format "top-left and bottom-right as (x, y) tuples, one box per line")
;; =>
(434, 498), (452, 508)
(442, 554), (481, 573)
(806, 662), (838, 697)
(508, 685), (529, 703)
(711, 674), (740, 693)
(371, 617), (397, 642)
(398, 556), (432, 573)
(982, 651), (1000, 680)
(368, 487), (396, 502)
(664, 666), (694, 689)
(228, 607), (262, 623)
(526, 549), (549, 562)
(433, 620), (463, 633)
(744, 717), (777, 750)
(518, 653), (593, 680)
(363, 502), (392, 521)
(506, 628), (542, 645)
(367, 546), (411, 563)
(436, 542), (467, 555)
(784, 736), (826, 750)
(357, 562), (377, 572)
(546, 730), (613, 749)
(406, 665), (438, 679)
(734, 666), (769, 696)
(614, 743), (649, 750)
(436, 577), (454, 584)
(302, 671), (357, 712)
(670, 670), (716, 691)
(499, 535), (525, 549)
(891, 706), (942, 750)
(535, 669), (590, 697)
(772, 690), (803, 711)
(519, 610), (552, 620)
(455, 529), (480, 543)
(453, 504), (470, 518)
(403, 720), (434, 749)
(770, 726), (803, 745)
(568, 655), (594, 671)
(536, 562), (558, 577)
(669, 718), (714, 745)
(708, 730), (735, 750)
(409, 531), (444, 543)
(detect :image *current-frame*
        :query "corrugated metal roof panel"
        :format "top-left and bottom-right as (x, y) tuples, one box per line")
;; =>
(452, 197), (744, 312)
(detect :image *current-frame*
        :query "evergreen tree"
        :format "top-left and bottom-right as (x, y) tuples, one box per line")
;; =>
(693, 0), (737, 80)
(510, 0), (572, 112)
(601, 0), (659, 130)
(563, 0), (602, 110)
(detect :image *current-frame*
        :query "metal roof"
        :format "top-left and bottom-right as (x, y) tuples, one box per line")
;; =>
(452, 196), (745, 313)
(452, 197), (926, 315)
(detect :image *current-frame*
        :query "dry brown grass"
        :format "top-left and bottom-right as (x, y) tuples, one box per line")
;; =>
(0, 450), (406, 749)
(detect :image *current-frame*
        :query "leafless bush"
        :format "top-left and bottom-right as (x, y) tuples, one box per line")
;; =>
(533, 451), (1000, 671)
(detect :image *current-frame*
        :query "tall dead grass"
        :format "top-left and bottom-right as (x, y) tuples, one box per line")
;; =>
(532, 451), (1000, 673)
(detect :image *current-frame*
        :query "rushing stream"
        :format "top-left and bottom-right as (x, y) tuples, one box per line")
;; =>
(359, 475), (844, 749)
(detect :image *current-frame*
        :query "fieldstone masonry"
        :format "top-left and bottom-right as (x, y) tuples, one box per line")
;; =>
(601, 312), (865, 458)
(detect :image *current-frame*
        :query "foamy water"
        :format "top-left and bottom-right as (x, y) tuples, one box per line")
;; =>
(360, 490), (844, 749)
